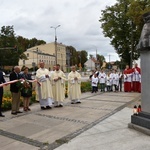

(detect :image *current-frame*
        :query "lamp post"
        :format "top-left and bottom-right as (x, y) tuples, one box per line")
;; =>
(50, 25), (61, 64)
(36, 47), (38, 67)
(91, 45), (97, 60)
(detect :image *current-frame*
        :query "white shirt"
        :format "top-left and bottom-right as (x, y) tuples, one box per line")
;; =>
(98, 72), (106, 83)
(91, 76), (98, 87)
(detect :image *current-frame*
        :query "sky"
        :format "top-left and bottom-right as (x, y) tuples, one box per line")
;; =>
(0, 0), (119, 62)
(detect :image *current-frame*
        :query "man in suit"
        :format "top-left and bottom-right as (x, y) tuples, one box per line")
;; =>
(0, 70), (6, 117)
(9, 66), (22, 115)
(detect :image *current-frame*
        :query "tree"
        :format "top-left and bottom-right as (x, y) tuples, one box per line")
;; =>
(66, 46), (77, 66)
(89, 54), (93, 58)
(0, 26), (47, 68)
(0, 25), (19, 67)
(77, 50), (88, 68)
(97, 54), (105, 67)
(99, 0), (150, 67)
(16, 36), (46, 52)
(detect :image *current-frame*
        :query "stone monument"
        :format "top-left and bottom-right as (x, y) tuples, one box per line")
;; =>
(129, 12), (150, 134)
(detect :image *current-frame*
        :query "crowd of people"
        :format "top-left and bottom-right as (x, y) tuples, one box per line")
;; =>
(0, 62), (82, 117)
(89, 63), (141, 93)
(0, 62), (141, 117)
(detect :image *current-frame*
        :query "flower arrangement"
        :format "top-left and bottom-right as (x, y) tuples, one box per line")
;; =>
(17, 79), (32, 96)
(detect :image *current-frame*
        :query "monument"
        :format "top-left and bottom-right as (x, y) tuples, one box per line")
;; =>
(129, 12), (150, 134)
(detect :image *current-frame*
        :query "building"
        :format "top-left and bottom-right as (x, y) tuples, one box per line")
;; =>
(19, 42), (67, 71)
(19, 49), (55, 70)
(84, 57), (100, 70)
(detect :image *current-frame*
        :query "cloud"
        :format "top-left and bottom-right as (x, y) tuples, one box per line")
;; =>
(0, 0), (119, 61)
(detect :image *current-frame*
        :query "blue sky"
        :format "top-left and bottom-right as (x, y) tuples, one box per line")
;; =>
(0, 0), (119, 62)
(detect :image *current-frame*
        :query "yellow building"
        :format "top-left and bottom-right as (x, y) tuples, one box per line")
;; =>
(19, 42), (67, 71)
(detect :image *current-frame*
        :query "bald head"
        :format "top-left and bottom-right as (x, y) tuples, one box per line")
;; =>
(14, 66), (20, 73)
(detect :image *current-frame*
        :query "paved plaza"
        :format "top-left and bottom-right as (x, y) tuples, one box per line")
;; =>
(0, 91), (147, 150)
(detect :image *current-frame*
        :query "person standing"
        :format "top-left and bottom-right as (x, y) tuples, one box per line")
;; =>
(109, 70), (113, 91)
(89, 70), (95, 92)
(98, 69), (106, 92)
(0, 70), (6, 117)
(106, 72), (112, 92)
(20, 67), (32, 111)
(91, 73), (99, 93)
(50, 65), (56, 103)
(10, 66), (22, 115)
(51, 64), (66, 107)
(112, 70), (119, 92)
(123, 65), (132, 92)
(36, 62), (53, 110)
(94, 68), (99, 92)
(68, 66), (82, 104)
(132, 63), (141, 92)
(118, 72), (123, 92)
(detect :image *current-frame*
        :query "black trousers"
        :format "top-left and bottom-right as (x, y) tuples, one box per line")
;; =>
(107, 86), (111, 92)
(92, 86), (97, 93)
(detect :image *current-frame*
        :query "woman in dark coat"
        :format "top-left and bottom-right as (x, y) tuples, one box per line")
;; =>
(20, 67), (32, 111)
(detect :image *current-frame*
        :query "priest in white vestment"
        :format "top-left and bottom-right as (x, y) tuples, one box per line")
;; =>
(51, 64), (67, 107)
(49, 65), (56, 103)
(68, 66), (81, 104)
(36, 62), (53, 110)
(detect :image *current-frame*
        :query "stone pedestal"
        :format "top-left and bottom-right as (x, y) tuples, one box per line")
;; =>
(130, 51), (150, 130)
(129, 12), (150, 133)
(140, 51), (150, 114)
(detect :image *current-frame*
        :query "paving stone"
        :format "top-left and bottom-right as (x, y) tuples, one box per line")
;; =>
(0, 92), (141, 149)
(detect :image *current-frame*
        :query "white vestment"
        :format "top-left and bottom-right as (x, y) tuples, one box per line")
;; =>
(51, 70), (67, 105)
(91, 76), (98, 87)
(132, 69), (140, 82)
(98, 72), (106, 83)
(106, 75), (111, 86)
(112, 73), (119, 86)
(36, 68), (53, 107)
(68, 71), (81, 102)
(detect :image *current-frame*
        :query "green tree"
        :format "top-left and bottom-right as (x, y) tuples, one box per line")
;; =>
(66, 46), (78, 66)
(89, 54), (93, 58)
(99, 0), (150, 67)
(77, 50), (88, 68)
(97, 54), (105, 67)
(0, 26), (19, 67)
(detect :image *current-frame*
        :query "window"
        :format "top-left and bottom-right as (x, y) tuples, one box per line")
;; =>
(27, 53), (29, 57)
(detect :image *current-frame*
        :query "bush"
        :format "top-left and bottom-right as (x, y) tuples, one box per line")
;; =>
(2, 90), (36, 111)
(81, 82), (91, 92)
(2, 82), (92, 110)
(2, 91), (12, 111)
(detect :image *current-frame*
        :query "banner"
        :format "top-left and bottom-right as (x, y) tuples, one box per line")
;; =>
(0, 79), (41, 87)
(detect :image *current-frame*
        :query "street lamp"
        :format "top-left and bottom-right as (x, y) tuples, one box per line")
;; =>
(50, 25), (61, 64)
(36, 47), (38, 67)
(91, 45), (97, 60)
